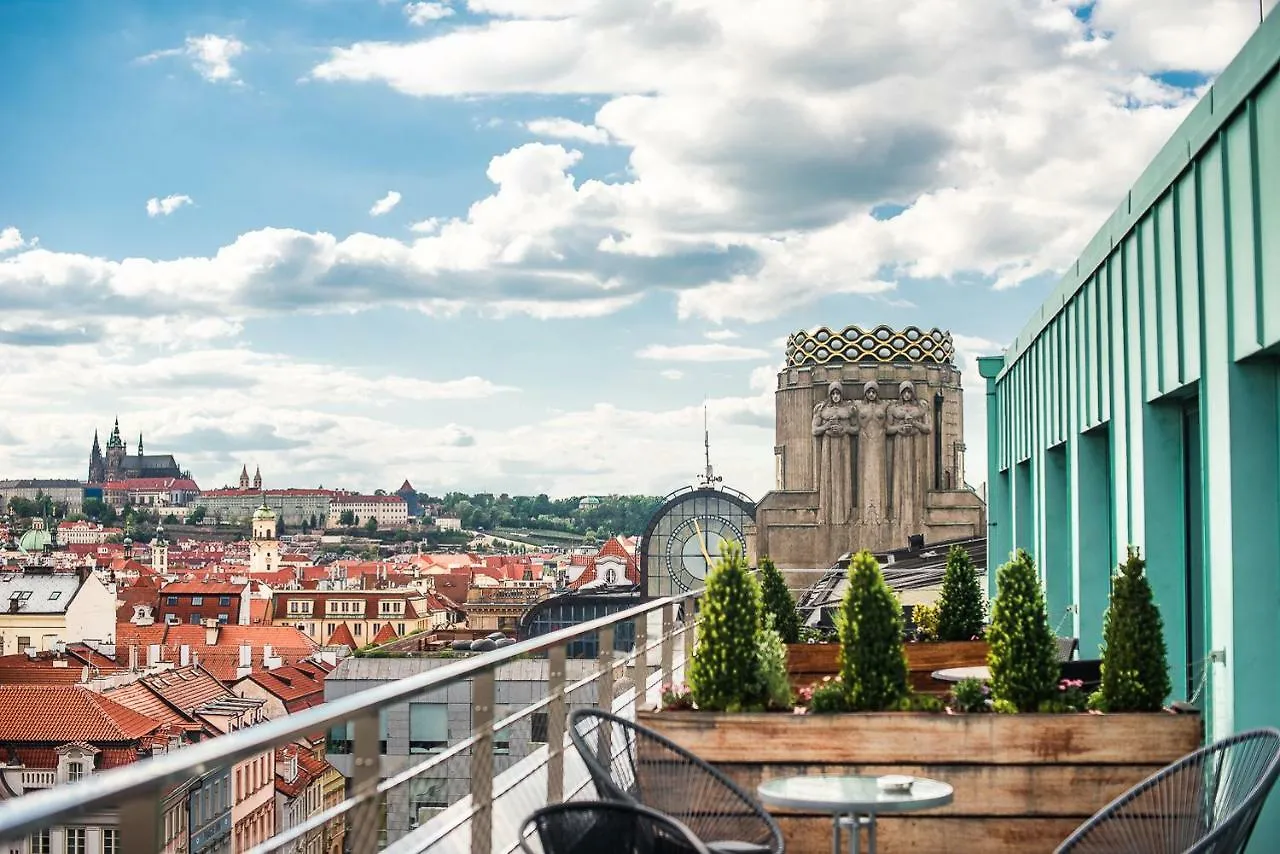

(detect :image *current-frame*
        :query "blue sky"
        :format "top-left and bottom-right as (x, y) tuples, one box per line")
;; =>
(0, 0), (1267, 499)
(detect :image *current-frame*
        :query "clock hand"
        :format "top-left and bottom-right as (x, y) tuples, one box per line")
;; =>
(691, 518), (713, 567)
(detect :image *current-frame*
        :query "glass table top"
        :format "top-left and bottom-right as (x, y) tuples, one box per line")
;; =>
(757, 774), (954, 814)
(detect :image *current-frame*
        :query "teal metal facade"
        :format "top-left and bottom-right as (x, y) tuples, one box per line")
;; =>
(983, 9), (1280, 768)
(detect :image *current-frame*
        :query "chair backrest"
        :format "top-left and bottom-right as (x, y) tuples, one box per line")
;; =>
(569, 708), (784, 854)
(519, 800), (711, 854)
(1056, 636), (1079, 662)
(1055, 727), (1280, 854)
(1058, 659), (1102, 693)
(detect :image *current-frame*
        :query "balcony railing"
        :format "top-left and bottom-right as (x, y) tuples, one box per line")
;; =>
(0, 586), (704, 854)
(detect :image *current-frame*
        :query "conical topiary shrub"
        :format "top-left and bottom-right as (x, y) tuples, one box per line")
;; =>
(937, 544), (986, 641)
(987, 549), (1059, 712)
(837, 550), (908, 711)
(687, 541), (766, 712)
(1093, 546), (1172, 712)
(759, 556), (801, 644)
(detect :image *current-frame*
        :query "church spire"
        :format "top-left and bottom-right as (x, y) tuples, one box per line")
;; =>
(239, 465), (250, 491)
(107, 417), (123, 449)
(253, 466), (262, 491)
(91, 430), (101, 454)
(137, 433), (144, 457)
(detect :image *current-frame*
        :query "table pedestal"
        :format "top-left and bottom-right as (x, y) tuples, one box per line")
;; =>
(833, 813), (876, 854)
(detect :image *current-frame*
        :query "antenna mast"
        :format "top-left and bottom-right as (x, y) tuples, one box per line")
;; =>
(699, 403), (723, 488)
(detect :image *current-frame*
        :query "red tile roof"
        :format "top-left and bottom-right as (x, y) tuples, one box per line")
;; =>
(0, 686), (164, 742)
(326, 623), (356, 648)
(240, 663), (327, 710)
(106, 477), (201, 491)
(200, 488), (334, 498)
(115, 624), (318, 681)
(371, 623), (399, 645)
(0, 646), (124, 686)
(160, 580), (247, 595)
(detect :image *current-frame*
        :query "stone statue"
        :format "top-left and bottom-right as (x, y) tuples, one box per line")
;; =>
(853, 381), (888, 520)
(887, 380), (932, 529)
(812, 381), (855, 524)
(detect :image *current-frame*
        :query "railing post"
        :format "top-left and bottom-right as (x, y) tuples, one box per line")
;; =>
(595, 626), (615, 770)
(348, 712), (381, 854)
(120, 789), (163, 854)
(471, 670), (495, 854)
(546, 643), (567, 804)
(630, 613), (647, 708)
(661, 603), (674, 687)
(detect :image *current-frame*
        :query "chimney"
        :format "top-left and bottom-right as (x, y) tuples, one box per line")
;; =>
(180, 645), (191, 667)
(205, 621), (219, 647)
(236, 643), (252, 680)
(129, 645), (139, 671)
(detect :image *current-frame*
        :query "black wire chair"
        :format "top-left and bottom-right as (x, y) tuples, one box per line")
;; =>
(1055, 727), (1280, 853)
(519, 801), (712, 854)
(569, 708), (784, 854)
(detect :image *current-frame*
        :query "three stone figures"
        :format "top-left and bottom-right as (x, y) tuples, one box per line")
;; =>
(812, 379), (932, 527)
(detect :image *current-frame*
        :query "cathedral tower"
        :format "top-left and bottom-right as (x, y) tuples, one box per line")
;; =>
(104, 418), (126, 482)
(249, 501), (280, 574)
(252, 466), (262, 491)
(239, 465), (250, 490)
(88, 431), (105, 484)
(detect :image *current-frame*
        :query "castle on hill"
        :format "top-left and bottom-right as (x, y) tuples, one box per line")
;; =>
(87, 418), (186, 484)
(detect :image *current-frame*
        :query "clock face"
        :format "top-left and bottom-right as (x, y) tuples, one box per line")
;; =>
(640, 487), (756, 598)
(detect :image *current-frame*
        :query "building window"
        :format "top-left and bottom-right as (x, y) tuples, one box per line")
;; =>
(16, 637), (30, 653)
(409, 704), (448, 754)
(28, 830), (49, 854)
(103, 829), (119, 854)
(326, 623), (335, 637)
(65, 828), (86, 854)
(191, 596), (204, 606)
(190, 615), (201, 625)
(531, 712), (549, 745)
(218, 614), (229, 624)
(397, 624), (405, 636)
(66, 761), (84, 782)
(219, 596), (231, 606)
(166, 596), (178, 606)
(354, 624), (362, 636)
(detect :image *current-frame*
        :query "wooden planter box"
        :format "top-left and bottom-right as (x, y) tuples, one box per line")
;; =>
(638, 709), (1203, 854)
(786, 641), (990, 695)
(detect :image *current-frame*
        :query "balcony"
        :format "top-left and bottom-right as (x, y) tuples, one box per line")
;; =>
(0, 589), (699, 854)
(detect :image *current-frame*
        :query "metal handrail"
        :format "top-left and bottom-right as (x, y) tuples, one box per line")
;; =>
(0, 585), (704, 841)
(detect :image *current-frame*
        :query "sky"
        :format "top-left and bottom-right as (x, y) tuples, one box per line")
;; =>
(0, 0), (1275, 500)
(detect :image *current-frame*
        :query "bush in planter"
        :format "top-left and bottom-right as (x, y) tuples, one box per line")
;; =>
(910, 603), (939, 641)
(1090, 546), (1172, 713)
(758, 613), (794, 710)
(837, 550), (908, 711)
(987, 549), (1059, 713)
(937, 544), (986, 641)
(759, 556), (801, 644)
(687, 541), (766, 712)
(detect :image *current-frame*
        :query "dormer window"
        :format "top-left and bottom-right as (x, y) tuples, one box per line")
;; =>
(66, 761), (84, 781)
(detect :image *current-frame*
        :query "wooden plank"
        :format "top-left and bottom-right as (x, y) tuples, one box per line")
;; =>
(721, 763), (1157, 818)
(773, 815), (1082, 854)
(639, 711), (1203, 765)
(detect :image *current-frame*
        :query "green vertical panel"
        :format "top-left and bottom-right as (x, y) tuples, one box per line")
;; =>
(1043, 444), (1071, 628)
(1197, 142), (1234, 741)
(1176, 174), (1202, 384)
(1014, 459), (1033, 553)
(1071, 300), (1082, 436)
(1055, 319), (1065, 444)
(1225, 108), (1260, 358)
(1074, 427), (1112, 655)
(1141, 402), (1190, 701)
(1084, 277), (1097, 426)
(1257, 76), (1280, 348)
(1156, 195), (1180, 395)
(1126, 230), (1146, 547)
(1101, 265), (1113, 426)
(1140, 215), (1161, 400)
(1110, 249), (1131, 547)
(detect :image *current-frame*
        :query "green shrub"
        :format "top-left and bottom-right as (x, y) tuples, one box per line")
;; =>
(891, 693), (945, 712)
(807, 678), (850, 714)
(987, 549), (1058, 712)
(1092, 546), (1172, 712)
(757, 613), (794, 711)
(759, 556), (801, 644)
(949, 677), (991, 713)
(937, 544), (986, 640)
(687, 541), (766, 712)
(837, 550), (908, 711)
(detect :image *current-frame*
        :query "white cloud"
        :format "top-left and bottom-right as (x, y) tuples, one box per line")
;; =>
(145, 195), (194, 217)
(637, 343), (771, 362)
(660, 369), (684, 380)
(139, 35), (247, 84)
(0, 228), (27, 254)
(405, 1), (455, 24)
(369, 190), (403, 216)
(704, 329), (738, 341)
(525, 118), (611, 145)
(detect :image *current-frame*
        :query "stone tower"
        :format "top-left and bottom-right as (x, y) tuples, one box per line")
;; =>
(754, 324), (986, 569)
(88, 431), (106, 484)
(239, 465), (250, 490)
(104, 418), (126, 482)
(249, 501), (280, 574)
(253, 466), (262, 491)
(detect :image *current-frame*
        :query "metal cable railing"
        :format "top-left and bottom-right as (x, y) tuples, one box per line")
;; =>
(0, 588), (704, 854)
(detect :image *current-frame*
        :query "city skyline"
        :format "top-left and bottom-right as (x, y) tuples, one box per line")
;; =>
(2, 0), (1273, 498)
